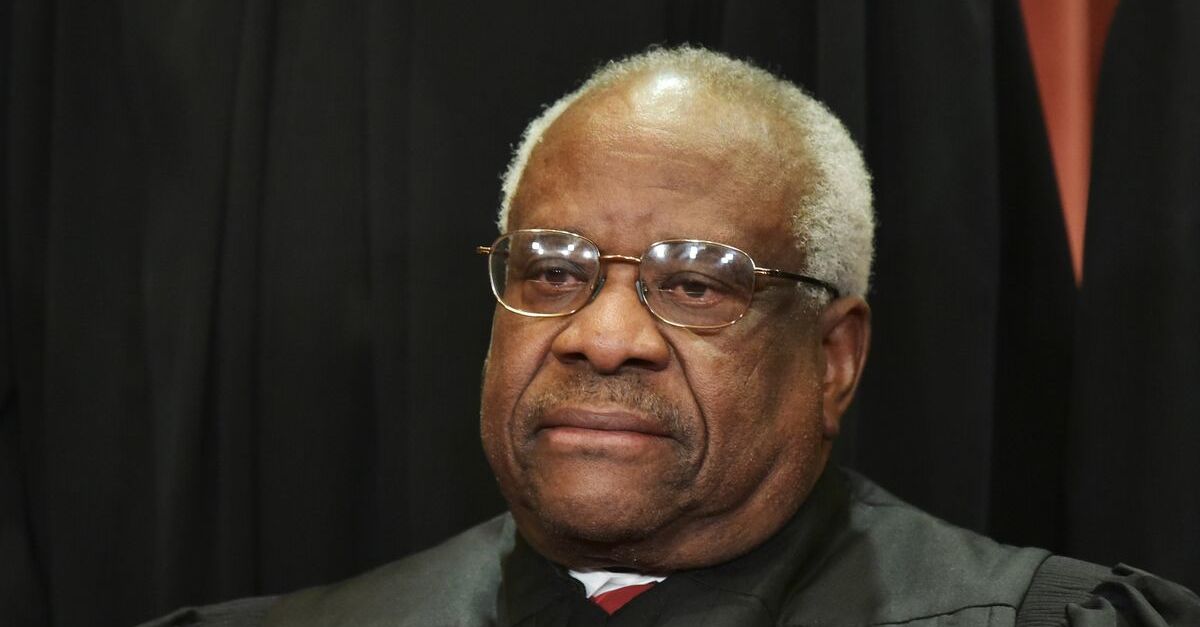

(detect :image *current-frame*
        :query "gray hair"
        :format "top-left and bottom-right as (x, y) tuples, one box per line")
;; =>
(497, 46), (874, 298)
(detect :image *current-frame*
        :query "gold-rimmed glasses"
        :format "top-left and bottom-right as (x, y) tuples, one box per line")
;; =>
(477, 229), (839, 330)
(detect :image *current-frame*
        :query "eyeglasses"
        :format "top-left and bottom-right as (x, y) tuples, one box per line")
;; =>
(476, 229), (839, 329)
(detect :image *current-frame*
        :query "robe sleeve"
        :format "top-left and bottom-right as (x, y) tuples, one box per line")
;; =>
(1018, 556), (1200, 626)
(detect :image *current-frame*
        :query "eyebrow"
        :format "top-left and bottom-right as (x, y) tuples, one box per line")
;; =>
(517, 224), (593, 239)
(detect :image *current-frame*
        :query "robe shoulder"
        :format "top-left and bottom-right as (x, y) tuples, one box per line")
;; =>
(134, 596), (278, 627)
(785, 471), (1200, 626)
(781, 471), (1051, 624)
(134, 513), (514, 627)
(263, 513), (514, 627)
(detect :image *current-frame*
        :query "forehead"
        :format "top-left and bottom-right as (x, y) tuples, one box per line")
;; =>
(508, 79), (805, 265)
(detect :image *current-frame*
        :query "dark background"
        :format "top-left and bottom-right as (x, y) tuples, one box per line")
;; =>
(3, 1), (1198, 626)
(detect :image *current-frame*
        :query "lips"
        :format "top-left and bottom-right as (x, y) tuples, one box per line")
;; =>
(537, 407), (672, 438)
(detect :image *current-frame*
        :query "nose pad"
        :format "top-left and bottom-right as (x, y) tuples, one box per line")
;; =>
(586, 274), (608, 306)
(584, 273), (652, 318)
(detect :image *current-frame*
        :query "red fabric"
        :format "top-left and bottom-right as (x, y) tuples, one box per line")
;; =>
(1020, 0), (1119, 284)
(590, 582), (657, 614)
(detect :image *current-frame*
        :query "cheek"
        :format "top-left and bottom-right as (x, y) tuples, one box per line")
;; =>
(684, 330), (822, 478)
(685, 327), (803, 417)
(480, 314), (556, 457)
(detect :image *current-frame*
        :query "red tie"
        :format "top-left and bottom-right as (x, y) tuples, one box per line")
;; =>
(590, 582), (657, 614)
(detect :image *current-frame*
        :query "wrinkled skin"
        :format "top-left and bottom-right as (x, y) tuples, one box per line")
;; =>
(480, 71), (870, 572)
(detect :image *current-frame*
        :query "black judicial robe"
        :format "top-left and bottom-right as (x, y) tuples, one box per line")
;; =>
(141, 469), (1200, 626)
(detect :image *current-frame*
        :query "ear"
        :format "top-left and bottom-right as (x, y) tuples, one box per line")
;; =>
(816, 296), (871, 439)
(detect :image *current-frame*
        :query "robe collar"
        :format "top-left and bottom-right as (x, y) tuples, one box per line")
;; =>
(498, 468), (850, 626)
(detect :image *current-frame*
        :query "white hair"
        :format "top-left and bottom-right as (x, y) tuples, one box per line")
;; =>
(498, 46), (874, 298)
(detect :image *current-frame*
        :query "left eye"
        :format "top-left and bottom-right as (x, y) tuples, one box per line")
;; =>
(656, 273), (730, 306)
(677, 280), (711, 299)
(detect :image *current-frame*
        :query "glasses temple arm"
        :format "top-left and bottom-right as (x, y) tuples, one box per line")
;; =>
(754, 267), (840, 298)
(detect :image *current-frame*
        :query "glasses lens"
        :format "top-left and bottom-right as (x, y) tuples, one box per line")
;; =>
(641, 241), (756, 327)
(489, 231), (600, 315)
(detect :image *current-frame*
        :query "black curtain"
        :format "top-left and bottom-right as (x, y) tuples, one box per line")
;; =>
(2, 1), (1197, 626)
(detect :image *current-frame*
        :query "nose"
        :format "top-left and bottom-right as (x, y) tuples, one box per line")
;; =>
(550, 264), (671, 374)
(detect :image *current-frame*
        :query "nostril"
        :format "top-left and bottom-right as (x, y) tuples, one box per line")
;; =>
(556, 350), (588, 366)
(620, 356), (664, 371)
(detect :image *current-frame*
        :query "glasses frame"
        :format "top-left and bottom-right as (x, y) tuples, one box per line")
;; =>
(476, 228), (840, 330)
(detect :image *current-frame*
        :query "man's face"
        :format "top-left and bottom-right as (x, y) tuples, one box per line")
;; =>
(481, 77), (836, 570)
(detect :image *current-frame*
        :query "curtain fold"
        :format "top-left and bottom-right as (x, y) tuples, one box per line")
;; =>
(1, 0), (53, 621)
(1065, 0), (1200, 586)
(3, 2), (1196, 625)
(987, 0), (1078, 553)
(849, 0), (1006, 531)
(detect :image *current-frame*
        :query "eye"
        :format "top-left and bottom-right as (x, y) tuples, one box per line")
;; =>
(678, 279), (712, 299)
(655, 272), (731, 306)
(535, 266), (574, 285)
(522, 259), (590, 292)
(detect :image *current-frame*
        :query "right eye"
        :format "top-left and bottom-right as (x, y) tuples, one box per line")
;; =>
(516, 258), (591, 312)
(523, 259), (588, 286)
(529, 265), (578, 286)
(518, 259), (593, 303)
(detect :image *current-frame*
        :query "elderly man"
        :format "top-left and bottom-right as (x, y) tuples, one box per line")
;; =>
(146, 47), (1197, 627)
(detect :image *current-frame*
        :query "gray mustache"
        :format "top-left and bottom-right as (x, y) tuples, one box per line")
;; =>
(523, 373), (691, 437)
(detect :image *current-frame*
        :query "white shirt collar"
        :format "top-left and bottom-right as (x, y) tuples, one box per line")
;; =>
(567, 569), (667, 597)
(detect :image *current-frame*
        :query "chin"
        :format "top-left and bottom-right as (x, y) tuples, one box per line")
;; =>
(512, 477), (683, 551)
(543, 499), (663, 544)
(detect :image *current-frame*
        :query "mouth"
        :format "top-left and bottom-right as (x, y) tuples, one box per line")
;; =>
(534, 406), (674, 451)
(538, 407), (671, 436)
